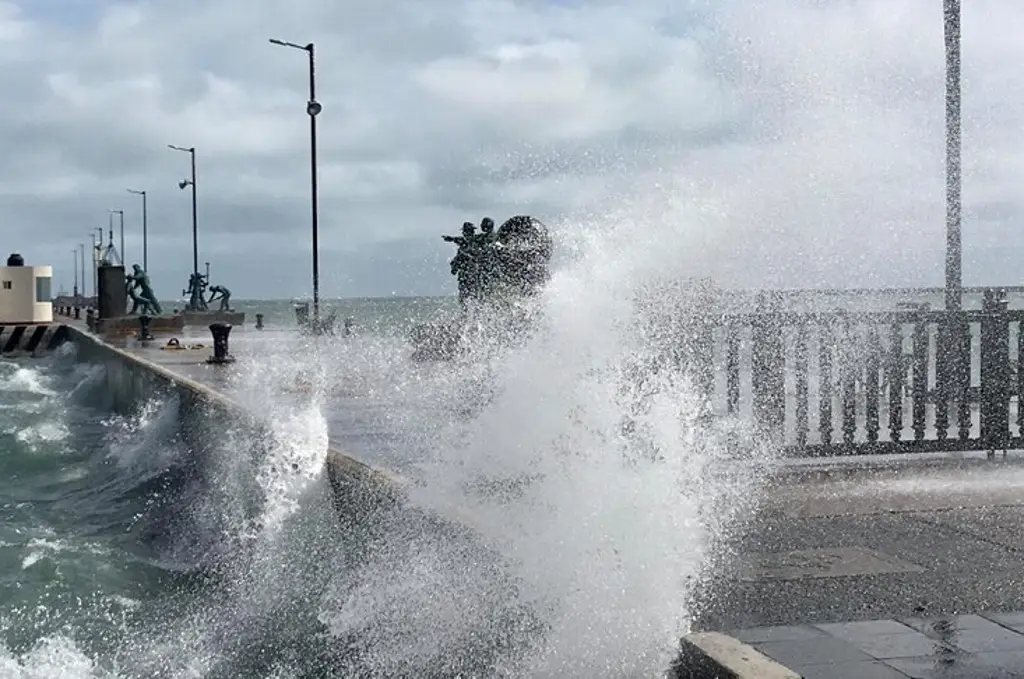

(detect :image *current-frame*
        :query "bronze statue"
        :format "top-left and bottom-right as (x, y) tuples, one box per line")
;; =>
(207, 285), (232, 312)
(184, 272), (208, 311)
(126, 264), (162, 315)
(445, 222), (483, 306)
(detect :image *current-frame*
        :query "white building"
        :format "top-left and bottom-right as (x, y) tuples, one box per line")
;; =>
(0, 254), (52, 323)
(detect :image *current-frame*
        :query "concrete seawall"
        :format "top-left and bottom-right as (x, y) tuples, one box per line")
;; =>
(63, 325), (405, 520)
(0, 323), (69, 356)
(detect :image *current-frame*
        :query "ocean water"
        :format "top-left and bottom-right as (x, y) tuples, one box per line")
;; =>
(6, 269), (1014, 677)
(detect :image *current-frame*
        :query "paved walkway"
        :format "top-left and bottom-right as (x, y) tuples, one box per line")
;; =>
(732, 613), (1024, 678)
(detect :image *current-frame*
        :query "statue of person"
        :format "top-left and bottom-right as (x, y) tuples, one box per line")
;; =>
(125, 272), (144, 314)
(131, 264), (162, 315)
(185, 272), (208, 311)
(207, 284), (232, 312)
(444, 222), (482, 306)
(474, 217), (500, 297)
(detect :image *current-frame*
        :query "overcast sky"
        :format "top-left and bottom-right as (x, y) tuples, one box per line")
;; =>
(6, 0), (1024, 300)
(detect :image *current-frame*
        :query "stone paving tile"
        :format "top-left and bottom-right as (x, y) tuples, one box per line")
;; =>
(732, 614), (1024, 678)
(750, 636), (874, 667)
(814, 619), (956, 660)
(796, 660), (910, 679)
(987, 612), (1024, 634)
(902, 614), (1024, 654)
(884, 653), (1020, 678)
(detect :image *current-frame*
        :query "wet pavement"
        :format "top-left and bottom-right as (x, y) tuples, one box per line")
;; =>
(733, 614), (1024, 677)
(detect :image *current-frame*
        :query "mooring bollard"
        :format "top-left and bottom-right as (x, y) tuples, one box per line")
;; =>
(86, 308), (95, 332)
(255, 313), (264, 331)
(137, 315), (154, 341)
(207, 322), (236, 364)
(74, 307), (80, 319)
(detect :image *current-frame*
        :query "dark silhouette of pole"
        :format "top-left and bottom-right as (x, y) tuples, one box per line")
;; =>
(78, 244), (85, 300)
(944, 0), (961, 311)
(127, 189), (148, 270)
(168, 145), (199, 282)
(93, 227), (102, 297)
(72, 249), (78, 298)
(110, 209), (124, 265)
(269, 38), (323, 322)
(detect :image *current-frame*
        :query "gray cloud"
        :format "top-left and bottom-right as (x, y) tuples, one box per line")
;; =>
(5, 0), (1024, 299)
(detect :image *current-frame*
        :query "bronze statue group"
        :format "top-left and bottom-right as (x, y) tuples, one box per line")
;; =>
(124, 266), (233, 316)
(443, 215), (552, 307)
(182, 272), (233, 312)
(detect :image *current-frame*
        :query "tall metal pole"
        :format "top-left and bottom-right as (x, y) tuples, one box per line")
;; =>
(79, 244), (85, 300)
(307, 44), (320, 321)
(128, 189), (148, 270)
(110, 210), (124, 265)
(168, 145), (199, 282)
(142, 192), (148, 271)
(72, 250), (78, 298)
(93, 227), (102, 297)
(269, 38), (323, 324)
(190, 149), (198, 280)
(944, 0), (962, 311)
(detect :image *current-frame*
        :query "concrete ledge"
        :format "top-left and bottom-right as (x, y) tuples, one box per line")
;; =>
(96, 314), (184, 335)
(0, 323), (69, 356)
(64, 325), (407, 504)
(674, 632), (800, 679)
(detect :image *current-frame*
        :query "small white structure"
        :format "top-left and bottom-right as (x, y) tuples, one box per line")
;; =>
(0, 254), (52, 323)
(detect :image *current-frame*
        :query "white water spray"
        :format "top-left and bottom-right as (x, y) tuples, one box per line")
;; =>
(316, 203), (778, 677)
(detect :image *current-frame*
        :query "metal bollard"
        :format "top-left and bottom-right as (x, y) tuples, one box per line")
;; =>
(137, 315), (154, 341)
(86, 308), (95, 332)
(255, 313), (264, 330)
(206, 322), (236, 364)
(74, 307), (80, 320)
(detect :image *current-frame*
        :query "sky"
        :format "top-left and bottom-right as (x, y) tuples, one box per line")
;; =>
(4, 0), (1024, 300)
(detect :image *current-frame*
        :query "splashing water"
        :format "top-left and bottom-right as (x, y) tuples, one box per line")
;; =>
(313, 207), (778, 676)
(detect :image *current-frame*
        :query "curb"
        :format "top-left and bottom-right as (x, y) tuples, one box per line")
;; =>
(674, 632), (801, 678)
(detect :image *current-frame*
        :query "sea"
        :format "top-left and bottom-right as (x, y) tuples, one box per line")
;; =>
(0, 284), (1017, 678)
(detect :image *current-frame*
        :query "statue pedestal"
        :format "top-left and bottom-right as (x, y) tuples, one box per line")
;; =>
(182, 310), (246, 327)
(94, 314), (185, 336)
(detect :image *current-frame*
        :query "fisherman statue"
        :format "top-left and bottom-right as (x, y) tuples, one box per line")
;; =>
(126, 264), (162, 315)
(207, 284), (232, 312)
(419, 215), (554, 360)
(126, 272), (143, 314)
(444, 222), (482, 306)
(183, 272), (208, 311)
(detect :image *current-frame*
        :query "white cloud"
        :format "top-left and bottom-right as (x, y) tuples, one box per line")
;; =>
(4, 0), (1024, 298)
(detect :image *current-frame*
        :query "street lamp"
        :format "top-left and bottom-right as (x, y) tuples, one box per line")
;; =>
(269, 37), (322, 323)
(127, 189), (148, 271)
(110, 209), (124, 265)
(79, 244), (85, 300)
(72, 249), (79, 298)
(944, 0), (961, 312)
(93, 227), (103, 297)
(168, 144), (199, 286)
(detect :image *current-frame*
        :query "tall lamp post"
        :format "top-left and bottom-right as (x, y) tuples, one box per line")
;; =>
(127, 189), (148, 270)
(78, 244), (85, 300)
(110, 209), (124, 265)
(93, 227), (103, 298)
(168, 144), (200, 292)
(71, 249), (79, 298)
(269, 37), (323, 323)
(944, 0), (961, 312)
